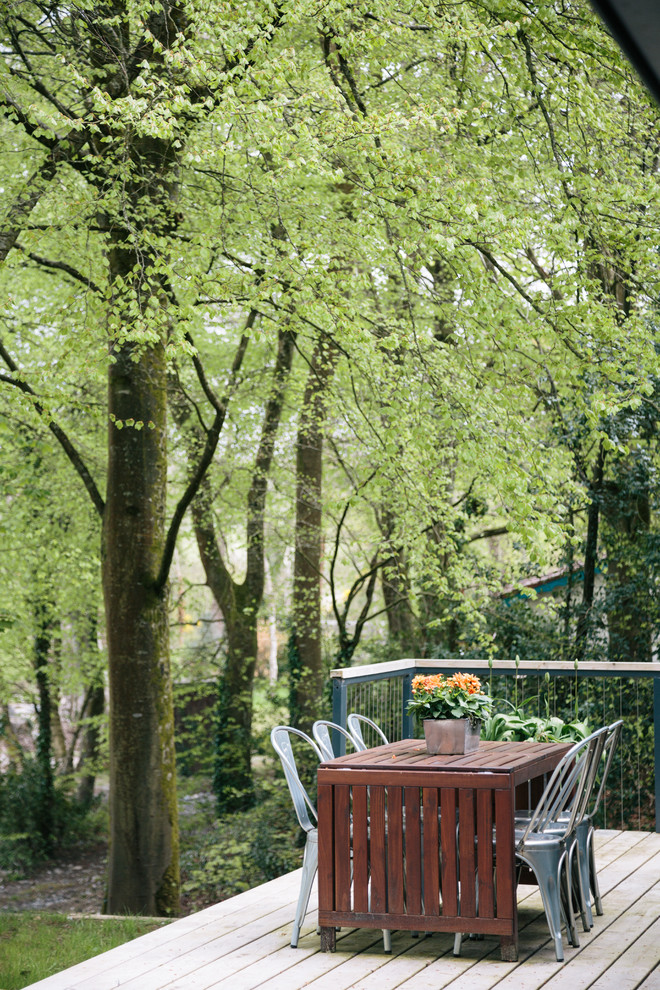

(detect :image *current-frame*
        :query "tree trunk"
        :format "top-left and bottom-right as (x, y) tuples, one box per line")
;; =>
(102, 339), (179, 915)
(575, 445), (605, 661)
(76, 682), (106, 809)
(264, 557), (278, 684)
(33, 598), (55, 856)
(602, 481), (652, 663)
(379, 508), (416, 652)
(289, 342), (337, 733)
(179, 327), (295, 813)
(214, 595), (259, 813)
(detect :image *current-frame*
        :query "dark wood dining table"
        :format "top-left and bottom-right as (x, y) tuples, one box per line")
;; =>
(317, 738), (571, 961)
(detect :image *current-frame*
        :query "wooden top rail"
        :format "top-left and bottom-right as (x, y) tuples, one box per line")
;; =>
(329, 658), (660, 680)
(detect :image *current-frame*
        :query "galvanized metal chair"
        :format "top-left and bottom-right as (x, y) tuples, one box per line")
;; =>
(347, 713), (389, 750)
(272, 723), (392, 952)
(453, 726), (608, 961)
(512, 726), (609, 961)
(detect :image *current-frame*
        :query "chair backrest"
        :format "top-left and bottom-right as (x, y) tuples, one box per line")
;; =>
(519, 726), (608, 843)
(271, 725), (321, 834)
(589, 719), (624, 818)
(347, 713), (389, 751)
(312, 720), (358, 761)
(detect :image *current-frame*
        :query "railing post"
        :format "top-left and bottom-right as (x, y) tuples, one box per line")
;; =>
(654, 674), (660, 833)
(402, 671), (414, 739)
(332, 675), (348, 755)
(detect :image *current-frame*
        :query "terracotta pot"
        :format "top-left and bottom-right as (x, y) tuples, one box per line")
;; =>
(423, 718), (481, 755)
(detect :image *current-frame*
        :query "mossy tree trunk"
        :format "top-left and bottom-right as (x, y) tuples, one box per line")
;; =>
(33, 598), (55, 857)
(602, 479), (652, 663)
(289, 341), (338, 734)
(103, 334), (179, 914)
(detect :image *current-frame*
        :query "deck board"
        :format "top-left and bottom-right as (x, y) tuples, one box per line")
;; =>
(24, 830), (660, 990)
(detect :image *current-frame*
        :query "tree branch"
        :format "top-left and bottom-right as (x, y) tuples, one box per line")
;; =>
(0, 341), (105, 516)
(16, 243), (103, 294)
(467, 524), (508, 543)
(154, 314), (256, 593)
(245, 326), (297, 597)
(466, 241), (587, 360)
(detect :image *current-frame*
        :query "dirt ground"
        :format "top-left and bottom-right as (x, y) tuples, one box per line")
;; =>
(0, 845), (211, 916)
(0, 845), (108, 915)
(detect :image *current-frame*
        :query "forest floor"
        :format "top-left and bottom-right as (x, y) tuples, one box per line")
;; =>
(0, 842), (213, 916)
(0, 844), (108, 915)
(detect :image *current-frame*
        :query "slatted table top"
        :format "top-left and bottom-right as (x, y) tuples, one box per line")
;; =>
(319, 739), (572, 785)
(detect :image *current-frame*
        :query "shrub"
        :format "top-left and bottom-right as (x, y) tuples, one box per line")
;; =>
(0, 759), (104, 875)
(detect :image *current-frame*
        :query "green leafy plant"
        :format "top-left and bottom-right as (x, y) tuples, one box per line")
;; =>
(482, 700), (589, 743)
(407, 673), (494, 726)
(0, 759), (105, 875)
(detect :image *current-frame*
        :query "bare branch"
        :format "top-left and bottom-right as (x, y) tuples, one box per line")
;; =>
(0, 340), (105, 516)
(154, 313), (256, 593)
(16, 243), (103, 294)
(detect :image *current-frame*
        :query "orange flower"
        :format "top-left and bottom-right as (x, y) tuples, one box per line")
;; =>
(447, 673), (482, 695)
(412, 674), (446, 693)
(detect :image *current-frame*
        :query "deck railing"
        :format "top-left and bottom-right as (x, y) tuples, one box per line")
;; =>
(330, 658), (660, 833)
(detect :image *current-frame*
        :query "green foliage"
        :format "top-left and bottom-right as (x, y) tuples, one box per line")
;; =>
(173, 681), (216, 778)
(0, 913), (170, 990)
(482, 701), (590, 743)
(180, 778), (302, 904)
(251, 678), (290, 755)
(0, 760), (105, 876)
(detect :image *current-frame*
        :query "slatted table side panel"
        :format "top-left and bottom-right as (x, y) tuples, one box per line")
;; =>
(405, 785), (423, 914)
(476, 787), (495, 919)
(319, 780), (513, 932)
(494, 786), (517, 926)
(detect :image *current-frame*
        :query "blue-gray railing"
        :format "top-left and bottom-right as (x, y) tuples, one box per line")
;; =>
(331, 658), (660, 832)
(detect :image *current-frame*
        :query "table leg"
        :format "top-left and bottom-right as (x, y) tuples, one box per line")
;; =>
(320, 926), (336, 952)
(500, 935), (518, 961)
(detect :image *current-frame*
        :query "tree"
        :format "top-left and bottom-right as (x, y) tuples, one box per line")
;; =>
(289, 339), (338, 733)
(0, 0), (287, 913)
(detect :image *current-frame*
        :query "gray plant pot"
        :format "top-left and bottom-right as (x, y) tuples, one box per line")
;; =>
(423, 718), (481, 755)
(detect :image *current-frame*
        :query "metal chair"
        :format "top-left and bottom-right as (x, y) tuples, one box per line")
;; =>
(312, 719), (359, 761)
(514, 722), (619, 933)
(513, 726), (608, 961)
(347, 713), (389, 750)
(272, 724), (392, 952)
(270, 726), (322, 948)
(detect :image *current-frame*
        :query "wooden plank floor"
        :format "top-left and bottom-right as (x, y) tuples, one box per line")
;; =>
(25, 830), (660, 990)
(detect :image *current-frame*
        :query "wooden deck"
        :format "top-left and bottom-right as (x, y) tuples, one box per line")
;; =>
(25, 829), (660, 990)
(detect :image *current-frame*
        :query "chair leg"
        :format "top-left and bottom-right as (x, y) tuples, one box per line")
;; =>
(453, 933), (463, 956)
(568, 835), (590, 933)
(575, 823), (594, 929)
(587, 831), (603, 916)
(291, 833), (318, 948)
(519, 850), (565, 962)
(559, 852), (579, 949)
(382, 930), (392, 953)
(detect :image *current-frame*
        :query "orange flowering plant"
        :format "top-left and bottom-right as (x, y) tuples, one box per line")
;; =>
(407, 673), (493, 726)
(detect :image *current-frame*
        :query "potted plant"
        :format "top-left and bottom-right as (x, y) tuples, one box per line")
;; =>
(407, 672), (494, 755)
